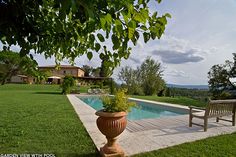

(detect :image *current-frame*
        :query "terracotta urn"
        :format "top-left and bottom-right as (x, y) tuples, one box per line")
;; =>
(95, 110), (127, 157)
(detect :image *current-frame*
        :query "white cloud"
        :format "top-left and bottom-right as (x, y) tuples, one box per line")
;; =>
(151, 49), (204, 64)
(165, 69), (189, 78)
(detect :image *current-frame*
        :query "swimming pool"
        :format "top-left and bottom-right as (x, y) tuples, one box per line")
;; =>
(78, 96), (188, 120)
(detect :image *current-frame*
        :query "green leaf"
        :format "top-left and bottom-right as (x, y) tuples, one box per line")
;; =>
(128, 21), (136, 39)
(115, 19), (122, 27)
(128, 4), (134, 14)
(97, 33), (105, 42)
(112, 35), (119, 50)
(59, 0), (71, 19)
(165, 13), (172, 18)
(140, 25), (147, 31)
(133, 12), (145, 23)
(151, 32), (156, 40)
(89, 34), (95, 43)
(121, 11), (129, 24)
(134, 31), (140, 40)
(105, 14), (112, 24)
(115, 20), (123, 34)
(140, 8), (149, 19)
(143, 32), (150, 43)
(138, 0), (144, 5)
(95, 43), (101, 52)
(133, 9), (148, 24)
(150, 26), (159, 39)
(30, 54), (34, 60)
(87, 52), (93, 60)
(99, 53), (105, 59)
(106, 31), (109, 39)
(1, 36), (6, 41)
(100, 16), (106, 30)
(152, 12), (158, 18)
(20, 48), (28, 57)
(122, 39), (128, 51)
(113, 53), (118, 58)
(160, 16), (167, 25)
(128, 28), (135, 39)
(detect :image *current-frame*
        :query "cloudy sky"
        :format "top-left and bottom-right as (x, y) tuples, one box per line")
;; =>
(2, 0), (236, 85)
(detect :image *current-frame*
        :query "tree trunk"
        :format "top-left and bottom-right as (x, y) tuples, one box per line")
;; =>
(1, 80), (5, 85)
(1, 72), (13, 85)
(1, 75), (7, 85)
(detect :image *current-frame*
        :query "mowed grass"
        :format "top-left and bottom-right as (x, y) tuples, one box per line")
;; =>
(2, 84), (236, 157)
(132, 132), (236, 157)
(0, 84), (98, 156)
(71, 85), (90, 94)
(131, 95), (206, 107)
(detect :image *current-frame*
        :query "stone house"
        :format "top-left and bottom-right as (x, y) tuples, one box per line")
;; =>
(38, 65), (85, 84)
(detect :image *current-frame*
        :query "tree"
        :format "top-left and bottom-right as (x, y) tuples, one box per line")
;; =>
(139, 57), (165, 95)
(100, 59), (113, 77)
(61, 75), (75, 94)
(82, 65), (93, 77)
(208, 53), (236, 99)
(34, 70), (51, 84)
(118, 57), (165, 95)
(92, 67), (101, 77)
(118, 66), (142, 95)
(0, 50), (38, 85)
(0, 0), (170, 69)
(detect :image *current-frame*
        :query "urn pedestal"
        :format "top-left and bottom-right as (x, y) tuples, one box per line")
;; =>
(96, 110), (127, 157)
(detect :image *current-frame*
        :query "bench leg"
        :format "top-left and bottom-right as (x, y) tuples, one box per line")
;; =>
(216, 117), (219, 122)
(189, 114), (193, 127)
(204, 118), (208, 132)
(233, 113), (235, 126)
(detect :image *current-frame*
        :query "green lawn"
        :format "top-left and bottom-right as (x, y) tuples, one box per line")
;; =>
(131, 95), (206, 107)
(0, 84), (98, 156)
(71, 85), (90, 93)
(132, 132), (236, 157)
(1, 84), (235, 157)
(79, 86), (90, 93)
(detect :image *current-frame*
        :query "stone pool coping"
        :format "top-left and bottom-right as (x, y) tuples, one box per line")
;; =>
(67, 94), (236, 156)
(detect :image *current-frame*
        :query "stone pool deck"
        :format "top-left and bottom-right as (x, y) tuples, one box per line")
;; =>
(67, 94), (236, 156)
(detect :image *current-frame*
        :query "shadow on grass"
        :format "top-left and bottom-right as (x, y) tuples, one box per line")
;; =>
(34, 91), (62, 95)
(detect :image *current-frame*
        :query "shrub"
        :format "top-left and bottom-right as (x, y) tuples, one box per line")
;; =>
(165, 87), (171, 97)
(131, 85), (144, 95)
(101, 89), (136, 112)
(218, 91), (232, 99)
(61, 76), (75, 94)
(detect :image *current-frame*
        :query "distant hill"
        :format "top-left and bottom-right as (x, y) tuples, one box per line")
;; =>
(167, 84), (208, 90)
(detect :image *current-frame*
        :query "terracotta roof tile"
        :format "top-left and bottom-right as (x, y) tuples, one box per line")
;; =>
(38, 65), (84, 71)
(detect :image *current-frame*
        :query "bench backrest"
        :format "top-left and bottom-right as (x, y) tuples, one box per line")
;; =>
(206, 99), (236, 118)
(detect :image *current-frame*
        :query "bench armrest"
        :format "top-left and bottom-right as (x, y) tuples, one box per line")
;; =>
(189, 106), (206, 110)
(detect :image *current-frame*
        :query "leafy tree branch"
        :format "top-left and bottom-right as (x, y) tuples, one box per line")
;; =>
(0, 0), (170, 69)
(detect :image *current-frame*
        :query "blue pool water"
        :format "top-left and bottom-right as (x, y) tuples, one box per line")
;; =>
(78, 96), (187, 120)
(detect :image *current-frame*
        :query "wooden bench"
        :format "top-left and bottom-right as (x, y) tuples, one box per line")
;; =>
(189, 99), (236, 131)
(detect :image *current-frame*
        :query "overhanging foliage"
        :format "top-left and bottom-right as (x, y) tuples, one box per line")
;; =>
(0, 0), (170, 69)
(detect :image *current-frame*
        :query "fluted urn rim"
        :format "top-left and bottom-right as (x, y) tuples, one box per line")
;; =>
(95, 110), (127, 117)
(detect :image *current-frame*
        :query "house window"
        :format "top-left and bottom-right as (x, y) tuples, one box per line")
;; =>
(63, 70), (66, 74)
